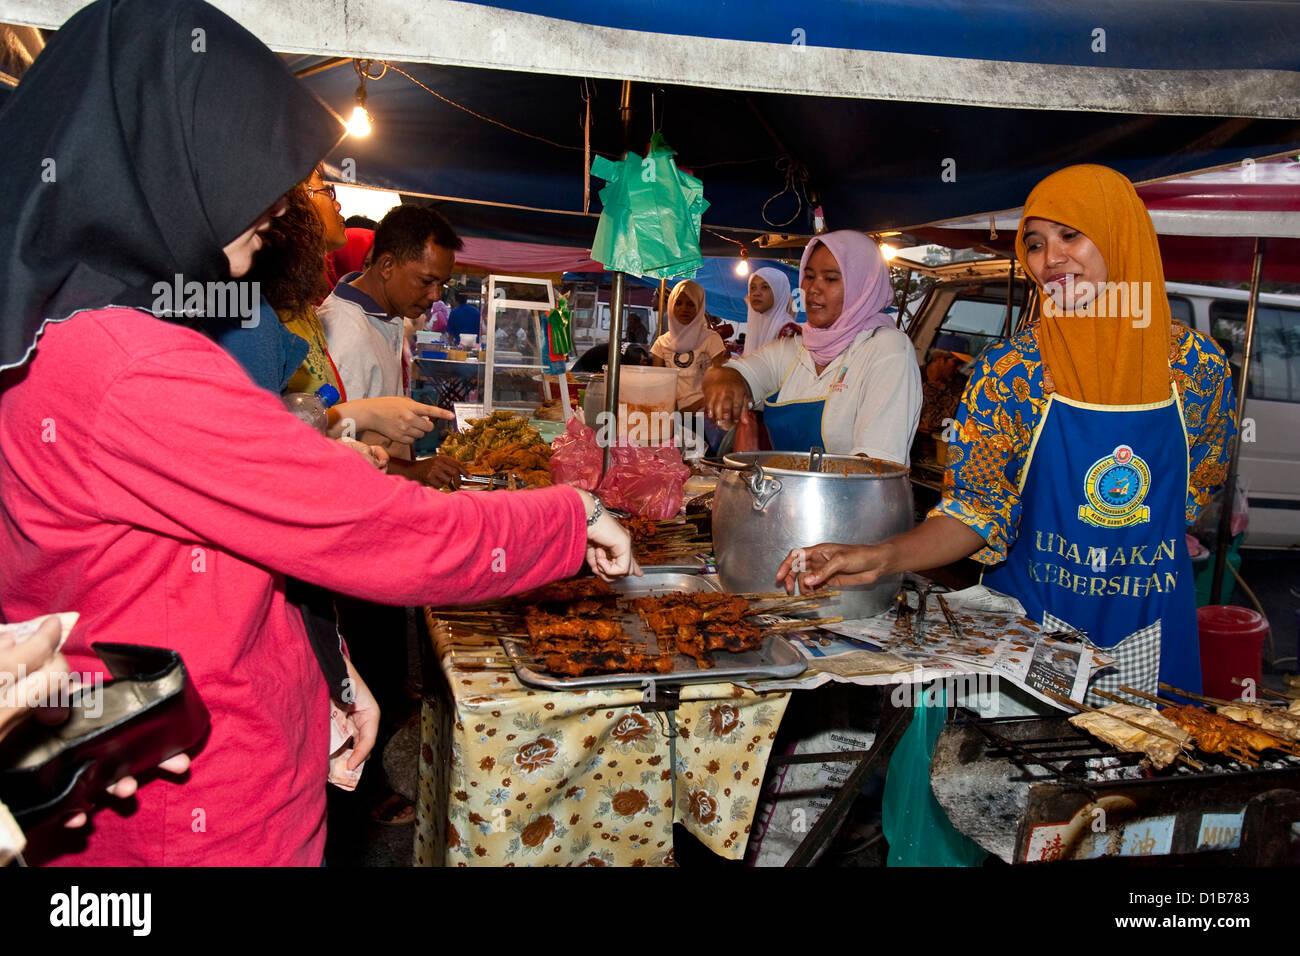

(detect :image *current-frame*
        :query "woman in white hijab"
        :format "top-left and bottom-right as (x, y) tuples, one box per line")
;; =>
(650, 279), (728, 412)
(742, 267), (793, 355)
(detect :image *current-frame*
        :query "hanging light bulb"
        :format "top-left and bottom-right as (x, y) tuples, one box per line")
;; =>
(346, 84), (372, 137)
(735, 248), (750, 277)
(878, 242), (898, 261)
(346, 59), (373, 137)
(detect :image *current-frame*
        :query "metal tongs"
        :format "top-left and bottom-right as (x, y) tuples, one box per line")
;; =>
(897, 575), (956, 643)
(460, 472), (521, 489)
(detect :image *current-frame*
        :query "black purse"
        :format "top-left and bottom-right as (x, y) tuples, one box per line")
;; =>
(0, 643), (210, 828)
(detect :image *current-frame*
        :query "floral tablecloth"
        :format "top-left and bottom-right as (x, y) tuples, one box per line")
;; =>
(414, 612), (790, 866)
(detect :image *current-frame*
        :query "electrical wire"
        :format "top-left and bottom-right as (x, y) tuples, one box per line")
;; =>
(761, 156), (812, 228)
(386, 62), (590, 153)
(703, 227), (747, 250)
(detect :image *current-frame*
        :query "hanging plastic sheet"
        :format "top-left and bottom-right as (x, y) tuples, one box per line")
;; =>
(590, 132), (708, 280)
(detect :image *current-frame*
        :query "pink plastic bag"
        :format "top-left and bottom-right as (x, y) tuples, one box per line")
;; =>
(548, 417), (604, 490)
(598, 443), (691, 519)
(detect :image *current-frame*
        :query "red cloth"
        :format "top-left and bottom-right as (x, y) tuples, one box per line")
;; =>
(0, 309), (587, 866)
(324, 227), (375, 289)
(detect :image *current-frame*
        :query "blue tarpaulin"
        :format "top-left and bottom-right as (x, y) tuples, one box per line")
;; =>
(6, 1), (1299, 243)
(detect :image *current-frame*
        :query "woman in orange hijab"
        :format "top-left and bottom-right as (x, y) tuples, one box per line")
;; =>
(778, 165), (1237, 700)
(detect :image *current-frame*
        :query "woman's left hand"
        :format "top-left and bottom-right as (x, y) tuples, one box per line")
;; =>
(339, 437), (389, 470)
(580, 492), (643, 581)
(342, 659), (380, 771)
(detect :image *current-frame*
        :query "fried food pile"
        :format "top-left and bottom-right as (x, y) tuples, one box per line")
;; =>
(440, 411), (553, 488)
(1069, 705), (1190, 770)
(630, 592), (763, 670)
(524, 612), (673, 676)
(508, 582), (768, 678)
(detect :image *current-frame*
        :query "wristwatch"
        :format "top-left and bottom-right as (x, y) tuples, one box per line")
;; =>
(587, 497), (604, 527)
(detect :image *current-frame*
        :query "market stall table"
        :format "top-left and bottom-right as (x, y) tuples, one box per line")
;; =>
(414, 608), (791, 866)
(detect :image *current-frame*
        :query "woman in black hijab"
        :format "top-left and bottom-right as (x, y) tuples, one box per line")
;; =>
(0, 0), (635, 867)
(0, 0), (338, 370)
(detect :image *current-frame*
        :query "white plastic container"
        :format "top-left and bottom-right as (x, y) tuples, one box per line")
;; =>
(583, 366), (678, 444)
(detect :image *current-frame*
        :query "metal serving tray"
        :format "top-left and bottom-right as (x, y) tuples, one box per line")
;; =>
(502, 572), (807, 691)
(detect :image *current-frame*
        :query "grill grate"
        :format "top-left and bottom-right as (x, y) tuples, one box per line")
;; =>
(956, 710), (1300, 784)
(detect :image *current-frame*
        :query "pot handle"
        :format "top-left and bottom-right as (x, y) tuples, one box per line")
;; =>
(745, 460), (783, 511)
(700, 457), (783, 510)
(698, 456), (751, 472)
(809, 445), (824, 474)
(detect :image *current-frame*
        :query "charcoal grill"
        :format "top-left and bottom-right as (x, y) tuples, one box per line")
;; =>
(931, 710), (1300, 865)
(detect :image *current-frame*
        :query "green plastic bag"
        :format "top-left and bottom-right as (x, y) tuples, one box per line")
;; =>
(881, 687), (988, 867)
(590, 132), (708, 280)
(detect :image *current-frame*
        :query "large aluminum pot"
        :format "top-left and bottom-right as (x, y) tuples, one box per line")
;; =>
(712, 451), (913, 620)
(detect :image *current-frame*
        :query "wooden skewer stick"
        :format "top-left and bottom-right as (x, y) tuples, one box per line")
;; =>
(749, 591), (840, 607)
(762, 616), (845, 633)
(1115, 685), (1166, 706)
(1045, 688), (1203, 771)
(1158, 682), (1240, 707)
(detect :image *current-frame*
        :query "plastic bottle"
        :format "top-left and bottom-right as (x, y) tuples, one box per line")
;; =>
(282, 392), (328, 434)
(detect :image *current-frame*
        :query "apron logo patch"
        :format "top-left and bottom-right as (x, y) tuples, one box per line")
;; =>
(1080, 444), (1152, 529)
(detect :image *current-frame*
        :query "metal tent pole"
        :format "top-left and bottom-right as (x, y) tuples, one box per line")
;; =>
(602, 80), (635, 473)
(1210, 237), (1266, 603)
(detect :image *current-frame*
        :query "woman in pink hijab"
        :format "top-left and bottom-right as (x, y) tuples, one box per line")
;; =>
(703, 231), (922, 464)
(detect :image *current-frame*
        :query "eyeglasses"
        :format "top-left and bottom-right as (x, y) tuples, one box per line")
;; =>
(306, 183), (337, 202)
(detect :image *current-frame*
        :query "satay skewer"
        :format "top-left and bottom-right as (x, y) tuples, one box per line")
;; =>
(746, 591), (840, 610)
(731, 590), (840, 601)
(1158, 682), (1243, 707)
(760, 616), (844, 633)
(1054, 688), (1204, 771)
(1119, 685), (1264, 765)
(1158, 683), (1300, 755)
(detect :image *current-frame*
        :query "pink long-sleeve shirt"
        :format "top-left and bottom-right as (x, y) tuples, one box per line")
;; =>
(0, 308), (586, 866)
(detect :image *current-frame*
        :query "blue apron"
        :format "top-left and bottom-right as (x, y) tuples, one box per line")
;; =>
(981, 386), (1201, 692)
(761, 351), (845, 450)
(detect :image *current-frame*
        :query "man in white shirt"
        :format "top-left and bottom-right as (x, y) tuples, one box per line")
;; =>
(320, 204), (463, 488)
(321, 204), (460, 400)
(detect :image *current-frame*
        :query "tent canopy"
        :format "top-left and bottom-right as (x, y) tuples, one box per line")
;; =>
(8, 0), (1300, 113)
(4, 1), (1300, 248)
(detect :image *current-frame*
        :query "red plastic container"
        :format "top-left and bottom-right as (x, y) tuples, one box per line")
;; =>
(1197, 605), (1269, 699)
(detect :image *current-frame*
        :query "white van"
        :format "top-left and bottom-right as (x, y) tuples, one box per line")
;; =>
(1165, 282), (1300, 548)
(903, 262), (1300, 549)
